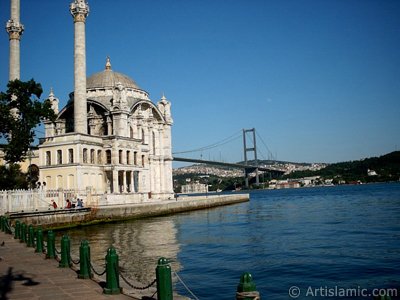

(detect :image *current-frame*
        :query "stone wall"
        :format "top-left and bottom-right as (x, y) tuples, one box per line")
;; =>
(7, 194), (250, 229)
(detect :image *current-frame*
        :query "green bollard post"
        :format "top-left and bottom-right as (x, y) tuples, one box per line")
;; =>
(14, 220), (20, 239)
(18, 221), (23, 240)
(20, 223), (27, 243)
(236, 272), (260, 300)
(2, 216), (6, 232)
(4, 218), (11, 234)
(2, 217), (6, 233)
(59, 235), (72, 268)
(46, 230), (56, 259)
(156, 257), (173, 300)
(27, 225), (35, 247)
(35, 227), (44, 253)
(103, 246), (122, 295)
(0, 216), (4, 232)
(78, 240), (92, 279)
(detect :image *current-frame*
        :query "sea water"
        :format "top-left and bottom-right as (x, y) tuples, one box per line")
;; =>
(61, 183), (400, 299)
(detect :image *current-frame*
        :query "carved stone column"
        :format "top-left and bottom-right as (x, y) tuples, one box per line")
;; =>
(112, 170), (118, 194)
(130, 171), (134, 193)
(70, 0), (89, 134)
(122, 170), (126, 193)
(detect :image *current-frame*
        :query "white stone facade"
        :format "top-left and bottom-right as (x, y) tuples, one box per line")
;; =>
(37, 1), (174, 202)
(39, 59), (174, 201)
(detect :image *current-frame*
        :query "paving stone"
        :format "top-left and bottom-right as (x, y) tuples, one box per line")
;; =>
(0, 232), (136, 299)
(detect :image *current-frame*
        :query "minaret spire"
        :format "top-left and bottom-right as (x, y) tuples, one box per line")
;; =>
(70, 0), (90, 134)
(6, 0), (24, 81)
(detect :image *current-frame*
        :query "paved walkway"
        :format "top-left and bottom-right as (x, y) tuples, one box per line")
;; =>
(0, 231), (138, 300)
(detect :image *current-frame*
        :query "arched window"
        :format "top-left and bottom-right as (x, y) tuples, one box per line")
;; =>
(46, 151), (51, 166)
(68, 149), (74, 163)
(57, 150), (62, 164)
(90, 149), (95, 164)
(97, 150), (102, 164)
(106, 150), (112, 164)
(83, 148), (88, 163)
(119, 150), (123, 164)
(127, 150), (130, 164)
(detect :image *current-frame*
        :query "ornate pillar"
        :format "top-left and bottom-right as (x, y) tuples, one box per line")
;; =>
(130, 171), (134, 193)
(6, 0), (24, 81)
(112, 170), (118, 194)
(122, 170), (126, 193)
(70, 0), (89, 134)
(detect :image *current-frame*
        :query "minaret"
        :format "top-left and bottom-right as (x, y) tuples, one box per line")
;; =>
(6, 0), (24, 81)
(70, 0), (89, 134)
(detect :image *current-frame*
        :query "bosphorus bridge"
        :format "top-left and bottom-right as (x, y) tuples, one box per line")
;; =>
(172, 128), (285, 187)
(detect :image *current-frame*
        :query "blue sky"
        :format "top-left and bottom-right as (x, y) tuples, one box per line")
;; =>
(1, 0), (399, 164)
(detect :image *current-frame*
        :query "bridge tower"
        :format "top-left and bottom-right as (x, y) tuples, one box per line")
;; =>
(243, 128), (259, 188)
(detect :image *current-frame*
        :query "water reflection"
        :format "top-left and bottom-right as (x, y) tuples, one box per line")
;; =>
(59, 217), (181, 284)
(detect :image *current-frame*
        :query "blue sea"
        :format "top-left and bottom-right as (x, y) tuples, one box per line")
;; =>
(61, 183), (400, 299)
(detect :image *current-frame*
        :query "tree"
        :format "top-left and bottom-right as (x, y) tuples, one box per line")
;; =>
(0, 79), (56, 163)
(0, 164), (28, 190)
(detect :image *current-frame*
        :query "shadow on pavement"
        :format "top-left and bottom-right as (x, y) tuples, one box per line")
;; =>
(0, 267), (39, 300)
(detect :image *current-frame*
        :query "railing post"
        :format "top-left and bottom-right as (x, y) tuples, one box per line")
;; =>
(78, 240), (92, 279)
(236, 272), (260, 300)
(0, 216), (4, 232)
(35, 227), (44, 253)
(27, 224), (35, 247)
(59, 235), (72, 268)
(20, 222), (27, 243)
(103, 246), (122, 294)
(14, 220), (20, 239)
(4, 218), (12, 234)
(46, 230), (56, 259)
(156, 257), (173, 300)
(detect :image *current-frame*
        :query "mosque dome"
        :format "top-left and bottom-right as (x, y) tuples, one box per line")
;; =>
(86, 57), (140, 90)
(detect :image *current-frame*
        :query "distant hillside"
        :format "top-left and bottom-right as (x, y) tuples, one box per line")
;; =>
(284, 151), (400, 183)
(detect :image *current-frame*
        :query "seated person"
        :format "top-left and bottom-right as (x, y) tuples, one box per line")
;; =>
(76, 198), (84, 208)
(66, 199), (72, 209)
(50, 200), (57, 209)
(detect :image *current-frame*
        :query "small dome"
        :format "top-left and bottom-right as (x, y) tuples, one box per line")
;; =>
(86, 57), (140, 90)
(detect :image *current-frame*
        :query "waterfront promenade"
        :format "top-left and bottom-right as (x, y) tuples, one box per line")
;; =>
(0, 231), (135, 300)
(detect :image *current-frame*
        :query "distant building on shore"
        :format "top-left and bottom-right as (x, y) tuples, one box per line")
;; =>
(181, 182), (209, 194)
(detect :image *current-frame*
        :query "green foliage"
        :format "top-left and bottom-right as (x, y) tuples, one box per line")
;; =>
(284, 151), (400, 183)
(0, 79), (56, 163)
(173, 173), (244, 192)
(0, 164), (29, 190)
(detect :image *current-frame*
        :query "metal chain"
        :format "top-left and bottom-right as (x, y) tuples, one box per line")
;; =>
(90, 262), (106, 276)
(4, 221), (14, 234)
(119, 269), (157, 290)
(70, 255), (80, 265)
(55, 247), (61, 254)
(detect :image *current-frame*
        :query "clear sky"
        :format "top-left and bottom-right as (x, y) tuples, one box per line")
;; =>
(1, 0), (399, 164)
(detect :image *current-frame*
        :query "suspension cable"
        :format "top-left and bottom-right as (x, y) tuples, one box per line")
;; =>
(173, 130), (242, 154)
(256, 131), (274, 161)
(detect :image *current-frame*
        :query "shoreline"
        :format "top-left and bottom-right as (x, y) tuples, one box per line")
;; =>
(7, 193), (250, 230)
